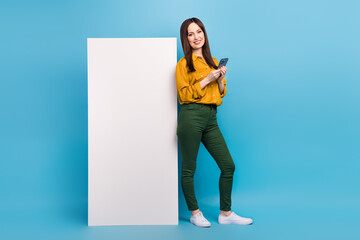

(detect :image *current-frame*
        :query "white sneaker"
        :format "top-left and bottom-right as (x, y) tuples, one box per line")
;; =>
(218, 212), (253, 225)
(190, 211), (211, 227)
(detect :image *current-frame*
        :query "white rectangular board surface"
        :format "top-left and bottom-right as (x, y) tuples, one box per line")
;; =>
(88, 38), (178, 226)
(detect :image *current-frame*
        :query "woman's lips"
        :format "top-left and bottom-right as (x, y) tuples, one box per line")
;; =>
(194, 40), (201, 44)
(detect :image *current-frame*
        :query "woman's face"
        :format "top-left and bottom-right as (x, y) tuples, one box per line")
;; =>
(187, 23), (205, 50)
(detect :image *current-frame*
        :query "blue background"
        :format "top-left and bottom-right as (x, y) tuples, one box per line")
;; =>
(1, 0), (359, 239)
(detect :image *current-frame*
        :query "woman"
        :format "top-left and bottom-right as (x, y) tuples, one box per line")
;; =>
(176, 17), (253, 228)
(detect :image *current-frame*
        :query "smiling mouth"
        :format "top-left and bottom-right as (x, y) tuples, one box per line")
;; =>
(194, 40), (201, 44)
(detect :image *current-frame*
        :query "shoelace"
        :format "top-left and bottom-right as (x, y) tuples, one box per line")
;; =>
(197, 212), (209, 222)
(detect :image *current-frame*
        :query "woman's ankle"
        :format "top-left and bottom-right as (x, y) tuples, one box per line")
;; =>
(220, 210), (232, 216)
(191, 209), (200, 215)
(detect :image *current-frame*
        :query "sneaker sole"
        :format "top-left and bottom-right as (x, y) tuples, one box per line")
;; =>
(190, 220), (211, 227)
(219, 221), (253, 225)
(190, 222), (211, 227)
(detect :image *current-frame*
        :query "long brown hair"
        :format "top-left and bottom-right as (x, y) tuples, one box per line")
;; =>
(180, 17), (218, 73)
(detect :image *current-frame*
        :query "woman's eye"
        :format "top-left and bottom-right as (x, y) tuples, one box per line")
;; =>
(188, 31), (201, 36)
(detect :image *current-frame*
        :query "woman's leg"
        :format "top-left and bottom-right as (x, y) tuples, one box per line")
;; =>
(201, 108), (235, 211)
(178, 130), (202, 211)
(177, 104), (208, 211)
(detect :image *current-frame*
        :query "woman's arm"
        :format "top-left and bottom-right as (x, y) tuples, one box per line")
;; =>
(217, 67), (227, 97)
(176, 61), (206, 100)
(218, 78), (224, 94)
(200, 77), (211, 89)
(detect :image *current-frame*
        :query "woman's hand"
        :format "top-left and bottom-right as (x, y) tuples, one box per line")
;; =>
(206, 69), (222, 82)
(217, 66), (227, 83)
(201, 67), (227, 89)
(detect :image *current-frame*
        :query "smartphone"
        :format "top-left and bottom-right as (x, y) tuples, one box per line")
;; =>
(217, 58), (228, 69)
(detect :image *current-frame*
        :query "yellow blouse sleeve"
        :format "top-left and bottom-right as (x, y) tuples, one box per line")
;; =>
(213, 58), (227, 98)
(175, 59), (205, 101)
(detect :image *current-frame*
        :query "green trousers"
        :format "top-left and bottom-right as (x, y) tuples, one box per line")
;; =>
(176, 103), (235, 211)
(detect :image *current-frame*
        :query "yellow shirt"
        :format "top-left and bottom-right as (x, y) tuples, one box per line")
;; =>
(175, 53), (227, 106)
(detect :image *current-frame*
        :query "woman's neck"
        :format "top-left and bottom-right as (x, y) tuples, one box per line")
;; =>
(192, 49), (203, 58)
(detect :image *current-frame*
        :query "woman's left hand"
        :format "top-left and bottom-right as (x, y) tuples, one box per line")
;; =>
(217, 66), (227, 82)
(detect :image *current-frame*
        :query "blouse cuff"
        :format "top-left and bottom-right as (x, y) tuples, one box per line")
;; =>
(193, 81), (205, 99)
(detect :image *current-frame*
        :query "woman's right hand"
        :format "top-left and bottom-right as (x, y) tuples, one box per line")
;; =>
(206, 69), (222, 82)
(200, 69), (222, 90)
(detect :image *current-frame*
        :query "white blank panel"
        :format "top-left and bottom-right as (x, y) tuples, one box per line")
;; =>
(88, 38), (178, 226)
